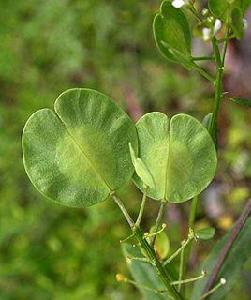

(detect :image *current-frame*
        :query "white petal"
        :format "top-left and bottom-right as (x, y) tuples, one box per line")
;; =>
(202, 28), (211, 41)
(243, 18), (248, 30)
(172, 0), (185, 8)
(214, 19), (222, 34)
(220, 278), (226, 285)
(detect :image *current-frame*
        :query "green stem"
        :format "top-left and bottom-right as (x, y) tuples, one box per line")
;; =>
(192, 56), (215, 61)
(194, 65), (215, 83)
(151, 201), (165, 246)
(209, 34), (229, 142)
(189, 195), (199, 229)
(178, 246), (185, 292)
(112, 194), (135, 228)
(113, 195), (184, 300)
(136, 191), (147, 226)
(134, 226), (185, 300)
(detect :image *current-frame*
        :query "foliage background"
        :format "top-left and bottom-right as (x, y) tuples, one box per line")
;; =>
(1, 1), (251, 299)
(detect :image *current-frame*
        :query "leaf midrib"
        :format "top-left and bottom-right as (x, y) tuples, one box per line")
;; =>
(164, 117), (171, 201)
(54, 110), (113, 192)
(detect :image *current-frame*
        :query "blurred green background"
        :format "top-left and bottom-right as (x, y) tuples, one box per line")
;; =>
(1, 1), (251, 299)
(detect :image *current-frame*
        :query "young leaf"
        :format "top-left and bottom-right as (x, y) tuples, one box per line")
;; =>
(202, 113), (213, 130)
(133, 112), (217, 203)
(230, 97), (251, 107)
(22, 88), (138, 207)
(231, 7), (244, 39)
(122, 243), (170, 300)
(153, 1), (194, 69)
(195, 227), (215, 240)
(192, 217), (251, 300)
(129, 143), (155, 189)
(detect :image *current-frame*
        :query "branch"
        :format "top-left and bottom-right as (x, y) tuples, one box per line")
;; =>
(202, 199), (251, 295)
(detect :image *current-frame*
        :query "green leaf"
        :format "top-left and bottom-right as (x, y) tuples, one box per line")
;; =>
(209, 0), (231, 21)
(230, 97), (251, 107)
(195, 227), (215, 240)
(192, 217), (251, 300)
(153, 1), (194, 69)
(133, 112), (217, 203)
(209, 0), (249, 22)
(231, 7), (244, 39)
(22, 88), (138, 207)
(243, 0), (251, 11)
(129, 143), (155, 189)
(202, 113), (213, 130)
(122, 243), (170, 300)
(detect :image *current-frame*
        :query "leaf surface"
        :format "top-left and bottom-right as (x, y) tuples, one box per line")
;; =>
(195, 227), (215, 240)
(122, 243), (170, 300)
(133, 113), (216, 203)
(153, 1), (194, 69)
(22, 88), (138, 207)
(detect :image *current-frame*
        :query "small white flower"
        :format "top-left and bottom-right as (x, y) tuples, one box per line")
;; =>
(172, 0), (186, 8)
(202, 8), (209, 16)
(202, 27), (211, 41)
(243, 18), (248, 30)
(214, 19), (222, 34)
(220, 278), (227, 285)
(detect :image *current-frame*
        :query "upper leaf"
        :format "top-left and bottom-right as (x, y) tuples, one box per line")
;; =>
(209, 0), (250, 22)
(133, 112), (217, 203)
(153, 1), (194, 69)
(192, 217), (251, 300)
(22, 88), (138, 207)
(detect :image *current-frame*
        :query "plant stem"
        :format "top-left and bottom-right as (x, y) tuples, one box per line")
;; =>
(112, 194), (135, 228)
(192, 56), (215, 61)
(194, 65), (215, 83)
(178, 247), (185, 292)
(209, 33), (229, 141)
(113, 195), (184, 300)
(151, 201), (165, 246)
(134, 226), (185, 300)
(135, 191), (147, 226)
(189, 195), (199, 229)
(182, 32), (229, 288)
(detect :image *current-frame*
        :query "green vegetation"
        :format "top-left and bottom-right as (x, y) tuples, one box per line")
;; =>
(1, 1), (251, 299)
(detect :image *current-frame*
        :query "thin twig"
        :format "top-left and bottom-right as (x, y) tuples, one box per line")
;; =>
(151, 201), (165, 246)
(136, 191), (147, 226)
(202, 199), (251, 295)
(112, 194), (135, 228)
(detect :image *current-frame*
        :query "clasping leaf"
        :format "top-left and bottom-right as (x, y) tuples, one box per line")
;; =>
(133, 112), (217, 203)
(22, 88), (138, 207)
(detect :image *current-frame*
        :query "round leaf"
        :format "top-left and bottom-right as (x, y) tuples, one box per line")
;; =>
(195, 227), (216, 240)
(133, 112), (217, 203)
(153, 1), (194, 69)
(22, 88), (138, 207)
